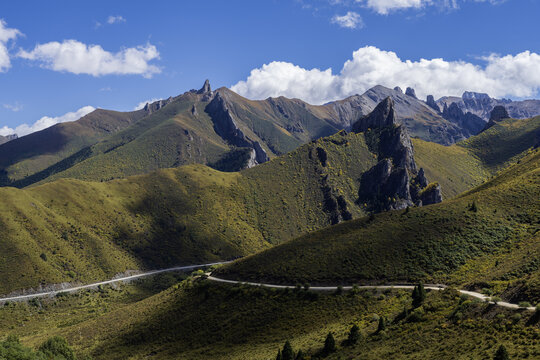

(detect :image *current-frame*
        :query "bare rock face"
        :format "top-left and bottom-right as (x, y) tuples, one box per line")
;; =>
(197, 79), (211, 94)
(405, 87), (417, 99)
(206, 92), (269, 167)
(426, 95), (441, 113)
(354, 98), (443, 212)
(490, 105), (510, 122)
(352, 97), (397, 133)
(484, 105), (510, 131)
(442, 103), (485, 137)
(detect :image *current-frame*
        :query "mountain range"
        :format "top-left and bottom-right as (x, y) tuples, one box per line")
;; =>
(2, 81), (539, 190)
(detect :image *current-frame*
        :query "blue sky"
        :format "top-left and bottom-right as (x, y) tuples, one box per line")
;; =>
(1, 0), (539, 136)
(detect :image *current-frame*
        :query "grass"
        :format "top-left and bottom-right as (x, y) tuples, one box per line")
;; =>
(4, 278), (538, 359)
(217, 146), (540, 303)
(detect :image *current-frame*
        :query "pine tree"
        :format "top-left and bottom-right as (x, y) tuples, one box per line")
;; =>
(377, 316), (386, 333)
(323, 332), (336, 355)
(347, 324), (360, 345)
(494, 345), (509, 360)
(282, 341), (294, 360)
(276, 349), (282, 360)
(295, 349), (305, 360)
(412, 282), (426, 307)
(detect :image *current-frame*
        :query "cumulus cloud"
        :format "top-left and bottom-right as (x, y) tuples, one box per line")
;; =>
(18, 40), (161, 78)
(356, 0), (430, 14)
(231, 46), (540, 104)
(0, 19), (22, 72)
(0, 106), (95, 137)
(133, 98), (161, 110)
(331, 11), (364, 28)
(107, 15), (126, 24)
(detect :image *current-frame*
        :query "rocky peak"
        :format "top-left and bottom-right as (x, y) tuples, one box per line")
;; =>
(489, 105), (510, 122)
(462, 91), (491, 101)
(352, 97), (397, 133)
(426, 95), (440, 113)
(394, 86), (403, 93)
(405, 87), (417, 99)
(206, 92), (269, 167)
(197, 79), (211, 94)
(357, 98), (443, 212)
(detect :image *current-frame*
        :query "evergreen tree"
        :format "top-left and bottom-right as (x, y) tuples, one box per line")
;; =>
(412, 282), (426, 307)
(323, 332), (336, 355)
(295, 349), (305, 360)
(377, 316), (386, 333)
(282, 341), (294, 360)
(347, 324), (360, 345)
(276, 349), (282, 360)
(494, 345), (509, 360)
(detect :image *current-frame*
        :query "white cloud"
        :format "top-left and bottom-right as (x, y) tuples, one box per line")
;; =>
(3, 102), (23, 112)
(331, 11), (364, 28)
(18, 40), (161, 78)
(134, 98), (161, 110)
(357, 0), (430, 14)
(0, 19), (22, 72)
(0, 106), (95, 137)
(231, 46), (540, 105)
(107, 15), (126, 24)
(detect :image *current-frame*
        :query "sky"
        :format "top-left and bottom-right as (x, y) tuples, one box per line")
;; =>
(1, 0), (539, 136)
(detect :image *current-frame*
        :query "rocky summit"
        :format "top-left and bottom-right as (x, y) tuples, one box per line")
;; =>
(353, 97), (442, 212)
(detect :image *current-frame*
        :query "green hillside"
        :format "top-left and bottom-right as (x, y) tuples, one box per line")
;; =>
(1, 114), (538, 295)
(4, 276), (538, 360)
(217, 146), (540, 303)
(0, 108), (148, 186)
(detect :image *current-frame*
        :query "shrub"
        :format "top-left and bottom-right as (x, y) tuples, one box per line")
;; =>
(346, 324), (360, 345)
(518, 301), (532, 308)
(38, 336), (76, 360)
(40, 253), (47, 261)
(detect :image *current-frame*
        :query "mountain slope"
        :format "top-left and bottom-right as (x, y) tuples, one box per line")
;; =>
(2, 83), (497, 188)
(0, 106), (536, 295)
(0, 108), (149, 186)
(217, 145), (540, 303)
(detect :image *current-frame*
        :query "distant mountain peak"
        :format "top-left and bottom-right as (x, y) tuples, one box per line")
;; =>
(462, 91), (491, 101)
(197, 79), (212, 94)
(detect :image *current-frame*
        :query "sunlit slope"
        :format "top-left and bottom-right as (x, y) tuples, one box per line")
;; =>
(218, 147), (540, 303)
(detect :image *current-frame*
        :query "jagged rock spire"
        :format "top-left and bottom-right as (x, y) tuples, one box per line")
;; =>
(405, 87), (417, 99)
(426, 95), (440, 113)
(197, 79), (211, 94)
(352, 97), (397, 133)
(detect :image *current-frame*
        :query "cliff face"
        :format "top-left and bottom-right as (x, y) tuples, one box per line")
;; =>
(354, 97), (442, 212)
(205, 91), (269, 168)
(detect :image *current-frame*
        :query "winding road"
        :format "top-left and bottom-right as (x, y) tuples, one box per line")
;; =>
(0, 261), (231, 303)
(0, 261), (535, 312)
(207, 275), (537, 312)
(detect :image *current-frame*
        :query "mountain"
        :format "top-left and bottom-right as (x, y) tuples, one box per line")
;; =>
(0, 103), (537, 296)
(0, 108), (149, 186)
(437, 91), (540, 121)
(0, 83), (495, 188)
(0, 133), (17, 145)
(217, 137), (540, 304)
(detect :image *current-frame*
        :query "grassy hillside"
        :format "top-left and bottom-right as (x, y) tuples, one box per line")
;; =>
(1, 115), (537, 295)
(5, 277), (538, 360)
(217, 146), (540, 303)
(0, 108), (147, 185)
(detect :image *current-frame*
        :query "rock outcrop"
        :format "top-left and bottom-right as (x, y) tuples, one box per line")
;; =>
(143, 97), (173, 115)
(394, 86), (403, 93)
(197, 79), (211, 94)
(405, 87), (417, 99)
(353, 97), (442, 212)
(484, 105), (510, 131)
(352, 97), (396, 133)
(0, 134), (18, 145)
(426, 95), (441, 113)
(206, 92), (269, 167)
(442, 103), (485, 137)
